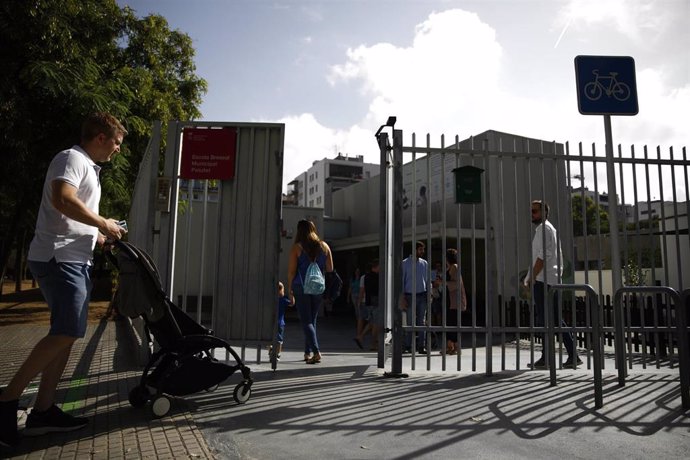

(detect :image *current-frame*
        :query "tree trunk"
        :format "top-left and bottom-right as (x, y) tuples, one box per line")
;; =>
(0, 196), (30, 300)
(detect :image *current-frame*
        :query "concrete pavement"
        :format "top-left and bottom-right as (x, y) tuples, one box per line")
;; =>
(1, 313), (688, 459)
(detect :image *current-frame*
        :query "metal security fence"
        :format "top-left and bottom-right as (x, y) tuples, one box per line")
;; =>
(375, 122), (689, 408)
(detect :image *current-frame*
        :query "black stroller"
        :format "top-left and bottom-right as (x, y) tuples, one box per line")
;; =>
(107, 240), (253, 418)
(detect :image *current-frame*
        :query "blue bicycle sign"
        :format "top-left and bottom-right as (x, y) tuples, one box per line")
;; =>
(575, 55), (638, 115)
(584, 70), (631, 101)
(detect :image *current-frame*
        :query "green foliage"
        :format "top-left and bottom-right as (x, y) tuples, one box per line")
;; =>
(622, 248), (662, 269)
(571, 195), (610, 236)
(623, 259), (647, 286)
(625, 218), (658, 232)
(0, 0), (207, 284)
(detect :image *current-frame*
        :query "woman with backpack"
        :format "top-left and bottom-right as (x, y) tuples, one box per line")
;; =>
(287, 219), (334, 364)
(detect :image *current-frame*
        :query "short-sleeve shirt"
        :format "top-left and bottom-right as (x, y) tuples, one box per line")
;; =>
(530, 220), (563, 284)
(350, 276), (361, 297)
(361, 272), (379, 306)
(28, 146), (101, 264)
(277, 295), (291, 326)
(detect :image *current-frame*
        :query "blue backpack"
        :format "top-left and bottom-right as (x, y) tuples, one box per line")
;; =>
(302, 260), (326, 295)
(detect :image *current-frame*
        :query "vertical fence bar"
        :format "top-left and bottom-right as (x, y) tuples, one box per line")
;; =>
(484, 144), (492, 376)
(526, 142), (536, 366)
(684, 148), (690, 281)
(426, 138), (434, 369)
(498, 139), (507, 371)
(424, 135), (432, 370)
(453, 137), (461, 371)
(679, 289), (690, 409)
(513, 141), (522, 371)
(196, 179), (209, 325)
(440, 138), (449, 370)
(181, 179), (194, 313)
(471, 142), (478, 371)
(410, 142), (418, 368)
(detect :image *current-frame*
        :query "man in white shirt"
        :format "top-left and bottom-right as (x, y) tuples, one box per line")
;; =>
(0, 113), (127, 448)
(523, 200), (581, 369)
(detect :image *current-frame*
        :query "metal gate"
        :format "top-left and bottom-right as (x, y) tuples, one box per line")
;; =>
(374, 119), (689, 407)
(127, 121), (285, 359)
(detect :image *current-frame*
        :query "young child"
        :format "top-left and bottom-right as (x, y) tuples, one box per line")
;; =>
(271, 281), (292, 360)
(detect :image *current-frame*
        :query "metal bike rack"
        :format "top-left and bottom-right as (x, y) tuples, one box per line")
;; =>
(613, 286), (689, 409)
(549, 284), (603, 409)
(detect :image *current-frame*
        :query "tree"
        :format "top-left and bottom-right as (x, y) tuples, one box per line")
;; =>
(0, 0), (207, 296)
(571, 195), (610, 236)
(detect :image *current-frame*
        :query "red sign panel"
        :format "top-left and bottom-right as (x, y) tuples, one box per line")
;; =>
(180, 127), (237, 180)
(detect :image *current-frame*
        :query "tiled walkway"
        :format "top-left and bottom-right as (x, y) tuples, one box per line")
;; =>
(0, 319), (214, 459)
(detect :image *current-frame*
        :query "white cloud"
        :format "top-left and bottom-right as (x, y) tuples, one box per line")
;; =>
(616, 67), (690, 150)
(278, 113), (342, 186)
(279, 9), (510, 190)
(558, 0), (662, 42)
(278, 5), (687, 194)
(329, 9), (504, 140)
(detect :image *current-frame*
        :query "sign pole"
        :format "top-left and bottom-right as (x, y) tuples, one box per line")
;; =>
(604, 114), (621, 290)
(604, 114), (626, 380)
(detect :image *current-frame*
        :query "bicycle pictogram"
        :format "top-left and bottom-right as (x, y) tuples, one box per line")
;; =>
(584, 70), (631, 101)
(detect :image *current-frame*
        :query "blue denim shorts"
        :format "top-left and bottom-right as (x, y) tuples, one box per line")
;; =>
(29, 259), (92, 338)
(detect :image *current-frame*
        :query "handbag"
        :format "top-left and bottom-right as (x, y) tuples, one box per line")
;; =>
(325, 270), (343, 301)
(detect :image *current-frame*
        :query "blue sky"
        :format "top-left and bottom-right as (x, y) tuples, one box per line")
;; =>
(118, 0), (689, 193)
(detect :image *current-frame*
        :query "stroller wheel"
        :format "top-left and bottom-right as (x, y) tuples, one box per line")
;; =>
(233, 382), (252, 404)
(129, 386), (150, 408)
(151, 395), (171, 418)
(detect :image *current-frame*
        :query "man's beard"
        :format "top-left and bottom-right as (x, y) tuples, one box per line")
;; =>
(532, 217), (542, 224)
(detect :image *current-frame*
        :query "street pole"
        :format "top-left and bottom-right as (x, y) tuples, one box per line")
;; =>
(604, 115), (626, 383)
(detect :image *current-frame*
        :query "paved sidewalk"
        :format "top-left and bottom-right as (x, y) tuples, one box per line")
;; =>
(0, 318), (214, 459)
(1, 314), (689, 459)
(193, 318), (690, 459)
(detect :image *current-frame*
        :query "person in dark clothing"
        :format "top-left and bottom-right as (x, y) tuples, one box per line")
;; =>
(355, 259), (381, 351)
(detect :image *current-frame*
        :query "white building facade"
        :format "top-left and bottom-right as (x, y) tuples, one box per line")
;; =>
(287, 154), (379, 215)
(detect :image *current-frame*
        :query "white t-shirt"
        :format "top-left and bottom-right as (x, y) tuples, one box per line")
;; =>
(528, 220), (563, 284)
(28, 146), (101, 264)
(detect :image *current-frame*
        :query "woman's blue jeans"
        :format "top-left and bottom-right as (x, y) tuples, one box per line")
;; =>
(293, 285), (322, 355)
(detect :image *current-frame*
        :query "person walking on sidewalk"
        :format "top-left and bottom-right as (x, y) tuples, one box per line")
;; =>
(523, 200), (581, 369)
(434, 248), (467, 355)
(400, 241), (429, 354)
(0, 113), (127, 448)
(287, 219), (334, 365)
(355, 259), (381, 351)
(270, 281), (293, 361)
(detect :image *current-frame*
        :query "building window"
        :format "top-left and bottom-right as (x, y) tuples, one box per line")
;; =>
(316, 196), (322, 205)
(315, 184), (318, 192)
(315, 171), (318, 179)
(309, 200), (314, 207)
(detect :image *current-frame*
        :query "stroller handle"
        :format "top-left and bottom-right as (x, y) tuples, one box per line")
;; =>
(104, 239), (139, 269)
